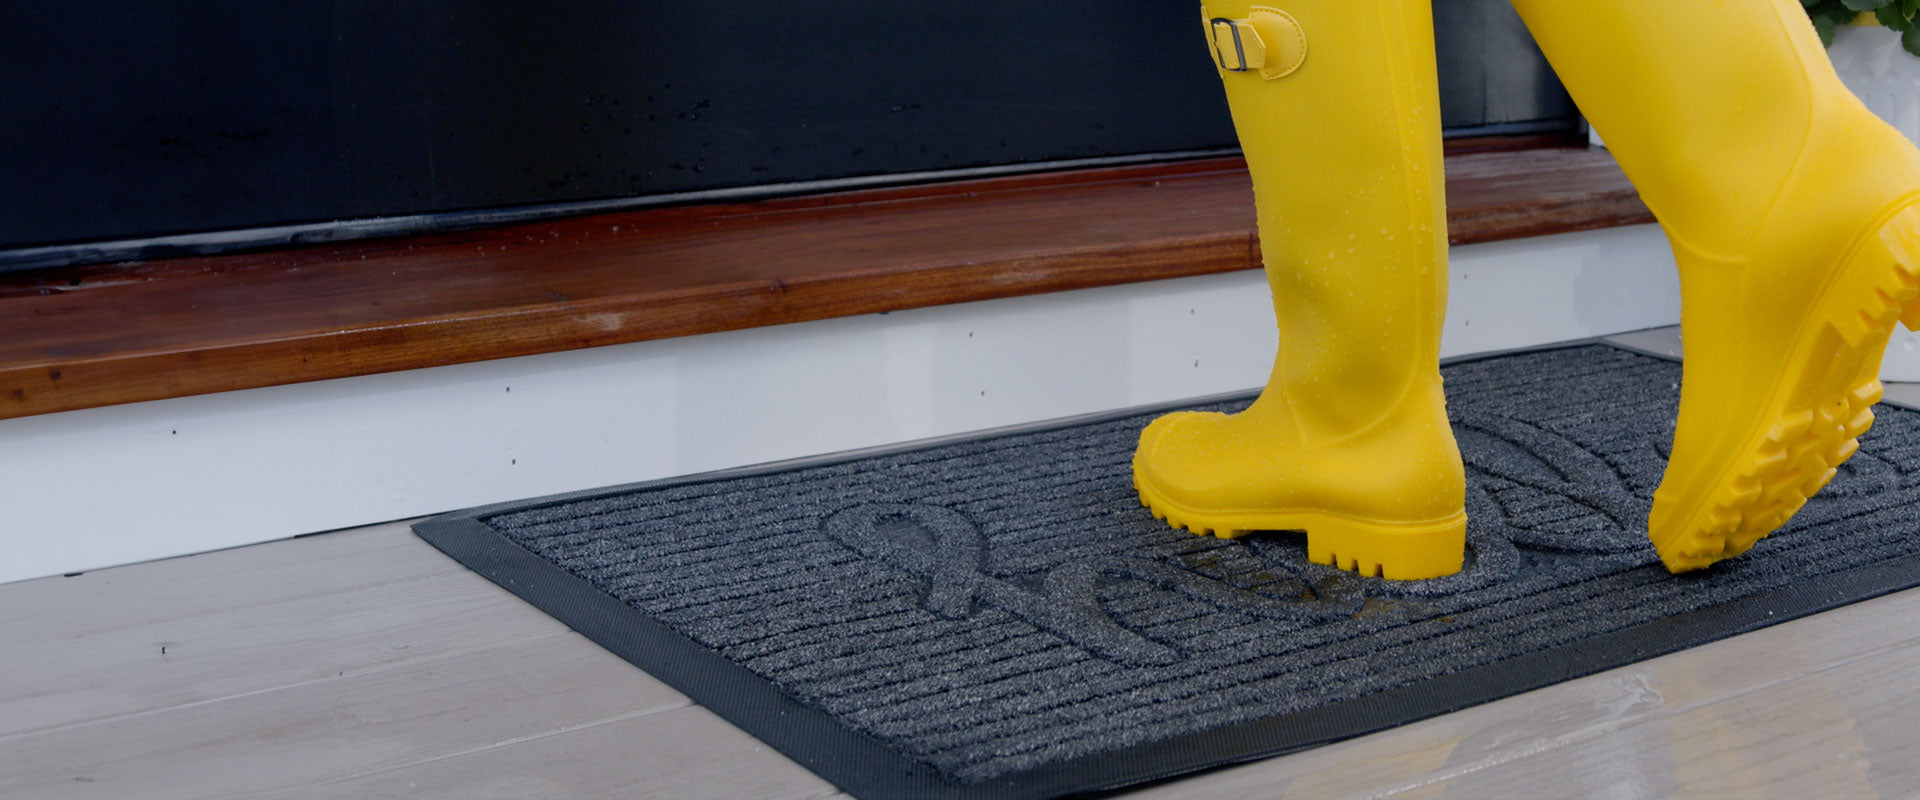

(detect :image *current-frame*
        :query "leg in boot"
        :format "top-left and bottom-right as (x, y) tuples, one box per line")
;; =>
(1131, 0), (1466, 580)
(1511, 0), (1920, 571)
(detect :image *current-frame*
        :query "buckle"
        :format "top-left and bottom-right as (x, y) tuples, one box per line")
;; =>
(1210, 18), (1249, 72)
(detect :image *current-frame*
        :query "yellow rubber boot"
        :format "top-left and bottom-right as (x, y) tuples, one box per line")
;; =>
(1131, 0), (1466, 580)
(1510, 0), (1920, 572)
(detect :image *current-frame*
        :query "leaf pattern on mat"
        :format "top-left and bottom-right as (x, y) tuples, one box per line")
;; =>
(1451, 410), (1649, 555)
(817, 405), (1688, 659)
(820, 503), (1377, 666)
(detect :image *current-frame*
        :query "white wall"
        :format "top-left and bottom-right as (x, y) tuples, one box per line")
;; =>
(0, 225), (1680, 584)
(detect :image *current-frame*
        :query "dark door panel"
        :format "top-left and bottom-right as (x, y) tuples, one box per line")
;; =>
(0, 0), (1574, 267)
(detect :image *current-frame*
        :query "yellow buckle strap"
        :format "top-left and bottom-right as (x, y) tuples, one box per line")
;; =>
(1205, 7), (1307, 80)
(1208, 18), (1267, 72)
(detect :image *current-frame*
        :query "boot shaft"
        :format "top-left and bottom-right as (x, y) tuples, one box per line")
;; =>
(1509, 0), (1881, 256)
(1201, 0), (1450, 440)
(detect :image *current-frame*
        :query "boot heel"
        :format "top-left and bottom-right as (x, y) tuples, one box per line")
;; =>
(1872, 205), (1920, 334)
(1899, 212), (1920, 327)
(1304, 513), (1466, 581)
(1824, 204), (1920, 347)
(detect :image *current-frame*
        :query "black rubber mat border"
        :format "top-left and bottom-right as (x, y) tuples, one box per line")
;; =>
(413, 338), (1920, 799)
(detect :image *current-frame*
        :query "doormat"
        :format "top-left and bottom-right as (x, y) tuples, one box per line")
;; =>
(415, 343), (1920, 799)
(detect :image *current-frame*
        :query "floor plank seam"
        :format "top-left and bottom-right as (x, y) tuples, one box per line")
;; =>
(0, 629), (626, 744)
(238, 702), (699, 799)
(8, 564), (477, 641)
(1, 542), (468, 636)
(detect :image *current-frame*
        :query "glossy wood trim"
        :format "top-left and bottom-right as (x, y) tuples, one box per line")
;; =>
(0, 142), (1651, 420)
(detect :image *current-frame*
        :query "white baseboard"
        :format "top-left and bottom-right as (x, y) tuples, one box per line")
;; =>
(0, 224), (1679, 584)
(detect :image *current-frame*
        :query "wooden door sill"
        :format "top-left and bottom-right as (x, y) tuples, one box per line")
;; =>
(0, 140), (1651, 420)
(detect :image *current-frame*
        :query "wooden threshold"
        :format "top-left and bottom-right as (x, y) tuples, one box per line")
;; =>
(0, 142), (1652, 420)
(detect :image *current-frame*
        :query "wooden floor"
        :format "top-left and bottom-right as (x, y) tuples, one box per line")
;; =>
(6, 330), (1920, 799)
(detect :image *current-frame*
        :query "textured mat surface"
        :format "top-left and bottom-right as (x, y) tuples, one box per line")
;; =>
(417, 344), (1920, 799)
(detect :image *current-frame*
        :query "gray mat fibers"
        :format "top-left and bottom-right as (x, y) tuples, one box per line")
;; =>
(479, 344), (1920, 784)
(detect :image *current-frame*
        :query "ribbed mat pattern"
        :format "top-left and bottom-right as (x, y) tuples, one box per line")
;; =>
(479, 345), (1920, 784)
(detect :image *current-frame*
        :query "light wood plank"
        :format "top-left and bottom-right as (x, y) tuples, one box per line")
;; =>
(1381, 638), (1920, 799)
(0, 565), (568, 738)
(1883, 380), (1920, 408)
(262, 706), (842, 800)
(0, 632), (687, 800)
(1125, 584), (1920, 798)
(0, 521), (458, 643)
(1602, 324), (1683, 358)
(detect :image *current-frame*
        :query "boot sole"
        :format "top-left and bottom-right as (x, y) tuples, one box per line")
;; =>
(1656, 201), (1920, 572)
(1131, 471), (1466, 581)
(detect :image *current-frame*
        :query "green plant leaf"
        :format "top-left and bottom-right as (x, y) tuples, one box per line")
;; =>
(1903, 22), (1920, 55)
(1814, 12), (1839, 45)
(1805, 0), (1920, 48)
(1815, 0), (1864, 26)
